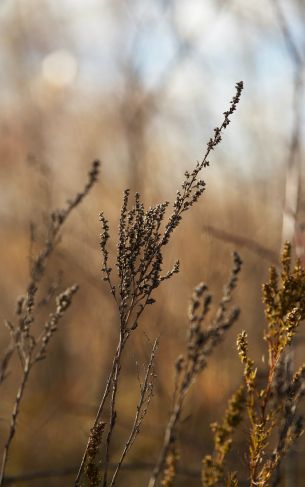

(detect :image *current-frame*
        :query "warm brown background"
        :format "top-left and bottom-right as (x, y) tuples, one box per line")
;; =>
(0, 1), (305, 485)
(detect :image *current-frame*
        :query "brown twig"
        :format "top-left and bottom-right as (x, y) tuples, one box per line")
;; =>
(74, 341), (123, 486)
(109, 338), (158, 487)
(102, 333), (125, 487)
(0, 359), (31, 486)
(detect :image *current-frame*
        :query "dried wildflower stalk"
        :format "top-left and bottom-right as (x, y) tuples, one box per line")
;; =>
(236, 242), (305, 487)
(0, 161), (100, 486)
(202, 385), (246, 487)
(85, 421), (106, 487)
(0, 160), (100, 385)
(148, 252), (242, 487)
(75, 82), (243, 487)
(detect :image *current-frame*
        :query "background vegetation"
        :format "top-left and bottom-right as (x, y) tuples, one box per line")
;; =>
(0, 1), (305, 485)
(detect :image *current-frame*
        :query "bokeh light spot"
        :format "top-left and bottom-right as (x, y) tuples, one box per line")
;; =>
(41, 49), (78, 87)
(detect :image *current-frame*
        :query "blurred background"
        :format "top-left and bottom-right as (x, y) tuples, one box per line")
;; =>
(0, 0), (305, 485)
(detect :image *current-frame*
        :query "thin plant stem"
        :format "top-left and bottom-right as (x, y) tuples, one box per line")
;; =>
(0, 359), (31, 486)
(148, 397), (183, 487)
(109, 338), (158, 487)
(74, 346), (120, 486)
(102, 333), (125, 487)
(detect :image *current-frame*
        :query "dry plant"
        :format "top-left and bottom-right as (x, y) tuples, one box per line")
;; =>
(74, 81), (244, 486)
(148, 252), (242, 487)
(1, 81), (305, 487)
(197, 242), (305, 487)
(235, 242), (305, 487)
(0, 160), (100, 485)
(202, 385), (246, 487)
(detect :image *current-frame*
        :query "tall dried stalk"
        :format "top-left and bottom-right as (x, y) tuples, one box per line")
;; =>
(0, 161), (100, 486)
(75, 81), (244, 486)
(109, 338), (158, 487)
(237, 243), (305, 487)
(148, 252), (242, 487)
